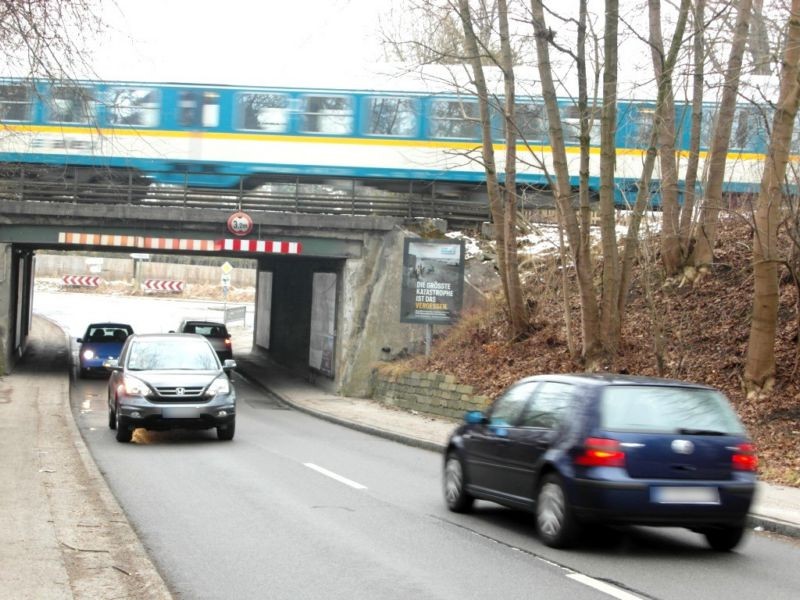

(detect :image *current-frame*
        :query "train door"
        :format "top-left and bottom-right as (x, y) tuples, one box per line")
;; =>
(177, 89), (221, 171)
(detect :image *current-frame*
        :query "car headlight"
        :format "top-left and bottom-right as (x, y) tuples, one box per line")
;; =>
(82, 349), (95, 360)
(205, 376), (231, 397)
(122, 374), (152, 397)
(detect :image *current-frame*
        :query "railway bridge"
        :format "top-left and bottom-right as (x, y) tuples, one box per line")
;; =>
(0, 181), (479, 395)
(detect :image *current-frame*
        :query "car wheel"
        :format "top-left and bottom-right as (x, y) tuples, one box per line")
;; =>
(217, 419), (235, 441)
(443, 452), (474, 513)
(115, 411), (133, 443)
(703, 525), (746, 551)
(108, 401), (116, 430)
(536, 473), (579, 548)
(78, 368), (88, 379)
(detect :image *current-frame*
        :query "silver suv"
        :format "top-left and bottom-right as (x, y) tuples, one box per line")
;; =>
(105, 333), (237, 442)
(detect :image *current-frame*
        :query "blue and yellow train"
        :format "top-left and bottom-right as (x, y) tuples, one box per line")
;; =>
(0, 77), (777, 202)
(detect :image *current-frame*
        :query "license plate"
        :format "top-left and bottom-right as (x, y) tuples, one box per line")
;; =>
(651, 486), (720, 504)
(162, 407), (200, 418)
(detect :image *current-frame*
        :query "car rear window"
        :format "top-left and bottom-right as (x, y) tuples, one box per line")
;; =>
(600, 385), (745, 434)
(184, 323), (228, 338)
(126, 340), (218, 371)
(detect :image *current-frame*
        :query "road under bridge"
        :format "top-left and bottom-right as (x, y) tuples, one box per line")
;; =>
(0, 193), (448, 395)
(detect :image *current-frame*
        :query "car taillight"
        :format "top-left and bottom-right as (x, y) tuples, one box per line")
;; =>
(575, 437), (625, 467)
(732, 443), (758, 471)
(224, 337), (232, 346)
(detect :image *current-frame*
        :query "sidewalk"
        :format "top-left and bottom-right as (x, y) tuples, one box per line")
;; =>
(0, 316), (172, 600)
(232, 347), (800, 541)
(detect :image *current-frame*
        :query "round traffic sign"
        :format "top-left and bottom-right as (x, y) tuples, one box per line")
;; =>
(227, 211), (253, 236)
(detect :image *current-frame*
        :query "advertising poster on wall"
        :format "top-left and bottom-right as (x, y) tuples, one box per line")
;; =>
(309, 272), (337, 377)
(400, 238), (465, 324)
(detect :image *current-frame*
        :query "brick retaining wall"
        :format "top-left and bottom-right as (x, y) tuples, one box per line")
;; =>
(371, 369), (491, 420)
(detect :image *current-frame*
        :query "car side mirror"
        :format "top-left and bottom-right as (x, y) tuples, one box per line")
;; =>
(223, 359), (237, 372)
(77, 337), (83, 343)
(465, 410), (488, 425)
(103, 358), (121, 371)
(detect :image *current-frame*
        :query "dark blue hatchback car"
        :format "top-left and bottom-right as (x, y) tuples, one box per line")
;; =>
(443, 374), (757, 551)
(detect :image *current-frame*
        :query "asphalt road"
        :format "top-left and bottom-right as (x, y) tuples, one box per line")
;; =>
(67, 370), (800, 600)
(37, 292), (800, 600)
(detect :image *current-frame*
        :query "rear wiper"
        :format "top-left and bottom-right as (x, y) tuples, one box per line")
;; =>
(676, 428), (727, 436)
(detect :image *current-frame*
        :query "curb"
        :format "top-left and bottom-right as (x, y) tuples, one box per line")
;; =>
(747, 515), (800, 539)
(234, 361), (446, 454)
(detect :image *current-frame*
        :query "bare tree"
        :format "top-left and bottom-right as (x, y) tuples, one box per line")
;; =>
(0, 0), (103, 79)
(744, 0), (800, 396)
(617, 0), (691, 330)
(690, 0), (754, 273)
(647, 0), (691, 276)
(531, 0), (604, 365)
(456, 0), (528, 337)
(678, 0), (706, 258)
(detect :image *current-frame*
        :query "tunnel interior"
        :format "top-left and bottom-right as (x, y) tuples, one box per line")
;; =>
(2, 242), (349, 381)
(255, 254), (343, 378)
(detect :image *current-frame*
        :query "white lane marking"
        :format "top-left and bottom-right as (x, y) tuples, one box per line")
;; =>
(567, 574), (644, 600)
(303, 463), (367, 490)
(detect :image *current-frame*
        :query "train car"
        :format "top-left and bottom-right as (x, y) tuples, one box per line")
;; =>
(0, 76), (777, 205)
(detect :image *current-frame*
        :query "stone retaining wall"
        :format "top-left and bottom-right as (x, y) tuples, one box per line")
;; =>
(371, 369), (491, 420)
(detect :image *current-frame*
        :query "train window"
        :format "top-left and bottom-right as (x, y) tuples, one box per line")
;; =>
(0, 84), (32, 121)
(178, 91), (199, 126)
(626, 105), (655, 148)
(237, 93), (289, 132)
(429, 99), (480, 139)
(300, 95), (352, 134)
(365, 96), (417, 137)
(513, 103), (547, 142)
(731, 106), (761, 150)
(700, 108), (717, 148)
(559, 104), (600, 145)
(792, 115), (800, 153)
(47, 87), (95, 124)
(178, 91), (219, 128)
(106, 88), (160, 127)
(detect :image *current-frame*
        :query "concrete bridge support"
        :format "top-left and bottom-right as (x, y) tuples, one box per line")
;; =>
(0, 243), (34, 375)
(252, 227), (430, 397)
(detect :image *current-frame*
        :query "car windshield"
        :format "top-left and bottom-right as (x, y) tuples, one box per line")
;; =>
(600, 385), (745, 435)
(126, 339), (218, 371)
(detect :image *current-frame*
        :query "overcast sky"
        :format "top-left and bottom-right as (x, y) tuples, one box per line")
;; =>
(93, 0), (388, 86)
(82, 1), (778, 101)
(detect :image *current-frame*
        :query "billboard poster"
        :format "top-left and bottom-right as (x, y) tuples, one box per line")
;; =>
(400, 238), (465, 324)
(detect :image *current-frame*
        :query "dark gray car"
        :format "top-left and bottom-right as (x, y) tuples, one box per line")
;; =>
(105, 333), (237, 442)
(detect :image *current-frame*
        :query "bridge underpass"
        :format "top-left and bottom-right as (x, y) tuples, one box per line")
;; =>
(0, 200), (435, 396)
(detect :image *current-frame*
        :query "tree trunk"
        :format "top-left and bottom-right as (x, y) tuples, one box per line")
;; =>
(744, 1), (800, 396)
(648, 0), (690, 276)
(531, 0), (603, 363)
(498, 0), (528, 337)
(455, 0), (510, 313)
(679, 0), (706, 257)
(599, 0), (620, 355)
(691, 0), (753, 271)
(456, 0), (527, 338)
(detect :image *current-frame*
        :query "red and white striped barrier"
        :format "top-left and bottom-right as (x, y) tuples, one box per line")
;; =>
(142, 279), (185, 293)
(62, 275), (102, 287)
(58, 232), (303, 255)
